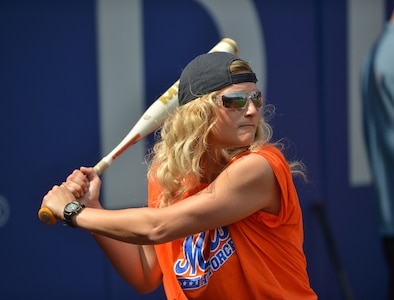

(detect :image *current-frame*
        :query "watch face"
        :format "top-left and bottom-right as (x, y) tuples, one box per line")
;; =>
(64, 201), (84, 227)
(65, 202), (79, 212)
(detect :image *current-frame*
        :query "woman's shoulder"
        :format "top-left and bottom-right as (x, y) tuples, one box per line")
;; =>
(225, 148), (277, 183)
(230, 145), (285, 166)
(228, 145), (291, 183)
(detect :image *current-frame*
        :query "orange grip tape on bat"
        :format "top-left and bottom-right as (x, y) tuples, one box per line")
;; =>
(38, 207), (57, 226)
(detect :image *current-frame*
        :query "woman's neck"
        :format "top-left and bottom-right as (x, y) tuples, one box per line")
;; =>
(200, 149), (226, 183)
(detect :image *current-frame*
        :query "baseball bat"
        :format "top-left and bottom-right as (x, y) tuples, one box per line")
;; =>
(38, 38), (239, 225)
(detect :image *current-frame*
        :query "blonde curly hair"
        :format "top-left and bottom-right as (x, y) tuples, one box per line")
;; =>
(147, 59), (305, 207)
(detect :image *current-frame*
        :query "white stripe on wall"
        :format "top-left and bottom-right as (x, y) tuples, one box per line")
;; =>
(96, 0), (147, 208)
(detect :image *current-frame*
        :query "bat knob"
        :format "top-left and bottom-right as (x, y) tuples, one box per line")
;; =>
(38, 207), (57, 225)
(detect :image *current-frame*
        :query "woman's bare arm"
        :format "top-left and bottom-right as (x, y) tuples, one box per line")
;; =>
(91, 234), (162, 294)
(74, 153), (280, 244)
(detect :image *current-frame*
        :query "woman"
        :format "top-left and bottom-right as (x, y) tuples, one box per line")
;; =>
(41, 52), (317, 299)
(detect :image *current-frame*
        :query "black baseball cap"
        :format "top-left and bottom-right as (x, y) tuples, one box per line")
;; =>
(178, 52), (258, 106)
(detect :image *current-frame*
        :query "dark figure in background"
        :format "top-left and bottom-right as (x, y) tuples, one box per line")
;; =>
(362, 8), (394, 300)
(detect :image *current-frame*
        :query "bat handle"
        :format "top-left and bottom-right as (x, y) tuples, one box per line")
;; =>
(38, 159), (111, 225)
(93, 159), (111, 176)
(38, 207), (57, 225)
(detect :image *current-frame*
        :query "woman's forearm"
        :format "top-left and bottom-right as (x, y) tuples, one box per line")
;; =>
(91, 232), (162, 293)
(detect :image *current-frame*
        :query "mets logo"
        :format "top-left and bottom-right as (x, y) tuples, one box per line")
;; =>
(174, 226), (236, 290)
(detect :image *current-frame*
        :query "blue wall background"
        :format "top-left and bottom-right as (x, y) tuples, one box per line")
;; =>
(0, 0), (392, 299)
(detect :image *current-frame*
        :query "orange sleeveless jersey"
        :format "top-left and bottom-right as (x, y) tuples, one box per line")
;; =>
(148, 145), (317, 299)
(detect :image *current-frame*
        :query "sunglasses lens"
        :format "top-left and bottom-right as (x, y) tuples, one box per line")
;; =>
(222, 93), (248, 109)
(250, 91), (262, 108)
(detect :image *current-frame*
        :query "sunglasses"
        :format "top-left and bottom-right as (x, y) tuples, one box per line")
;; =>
(220, 91), (263, 110)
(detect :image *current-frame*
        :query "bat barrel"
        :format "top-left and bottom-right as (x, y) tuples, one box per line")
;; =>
(214, 38), (239, 55)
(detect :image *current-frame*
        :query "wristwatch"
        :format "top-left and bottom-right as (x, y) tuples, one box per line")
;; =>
(63, 201), (85, 228)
